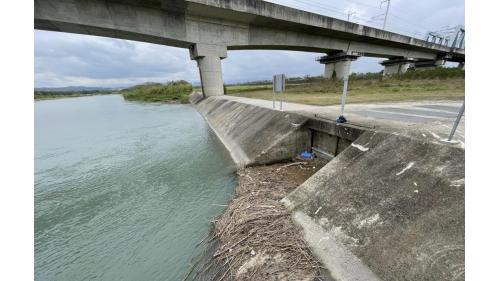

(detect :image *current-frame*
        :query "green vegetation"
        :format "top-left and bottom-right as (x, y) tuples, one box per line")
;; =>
(226, 68), (464, 106)
(121, 81), (193, 103)
(224, 84), (273, 94)
(34, 90), (114, 100)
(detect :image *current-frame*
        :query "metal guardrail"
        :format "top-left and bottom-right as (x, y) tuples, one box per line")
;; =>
(425, 25), (465, 49)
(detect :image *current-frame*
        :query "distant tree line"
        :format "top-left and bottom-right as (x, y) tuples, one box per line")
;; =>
(224, 67), (464, 87)
(120, 80), (193, 103)
(34, 90), (115, 100)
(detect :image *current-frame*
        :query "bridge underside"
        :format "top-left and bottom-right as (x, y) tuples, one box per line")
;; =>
(35, 0), (464, 97)
(34, 19), (193, 49)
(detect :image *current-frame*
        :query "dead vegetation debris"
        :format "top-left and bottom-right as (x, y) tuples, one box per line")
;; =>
(187, 158), (328, 281)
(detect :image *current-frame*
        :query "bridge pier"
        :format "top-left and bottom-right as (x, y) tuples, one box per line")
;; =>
(380, 57), (415, 76)
(458, 62), (465, 70)
(414, 58), (446, 70)
(190, 44), (227, 97)
(318, 52), (359, 80)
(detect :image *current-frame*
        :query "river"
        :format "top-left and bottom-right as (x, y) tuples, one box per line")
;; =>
(35, 94), (237, 281)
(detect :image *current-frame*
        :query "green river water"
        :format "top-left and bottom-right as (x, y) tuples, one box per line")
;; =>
(35, 94), (237, 281)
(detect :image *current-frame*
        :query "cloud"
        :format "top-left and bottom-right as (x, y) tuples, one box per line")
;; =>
(35, 31), (198, 88)
(223, 50), (323, 83)
(34, 0), (464, 88)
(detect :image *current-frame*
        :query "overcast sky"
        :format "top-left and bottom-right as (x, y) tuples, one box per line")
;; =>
(34, 0), (464, 88)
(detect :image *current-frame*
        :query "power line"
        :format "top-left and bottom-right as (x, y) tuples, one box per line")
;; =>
(345, 0), (437, 32)
(288, 0), (347, 16)
(289, 0), (421, 33)
(388, 13), (434, 32)
(269, 0), (438, 38)
(345, 0), (382, 10)
(381, 0), (390, 30)
(286, 0), (381, 24)
(321, 0), (437, 33)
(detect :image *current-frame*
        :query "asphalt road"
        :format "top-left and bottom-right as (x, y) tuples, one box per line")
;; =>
(220, 96), (465, 148)
(350, 104), (463, 124)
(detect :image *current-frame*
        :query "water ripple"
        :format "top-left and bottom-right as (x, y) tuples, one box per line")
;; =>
(35, 95), (236, 281)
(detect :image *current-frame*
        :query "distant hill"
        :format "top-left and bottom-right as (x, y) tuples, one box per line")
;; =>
(34, 86), (118, 100)
(35, 86), (114, 92)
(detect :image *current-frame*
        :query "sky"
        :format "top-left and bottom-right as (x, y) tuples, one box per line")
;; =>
(34, 0), (465, 88)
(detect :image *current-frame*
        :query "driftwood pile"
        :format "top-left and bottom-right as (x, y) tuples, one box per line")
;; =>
(187, 159), (327, 281)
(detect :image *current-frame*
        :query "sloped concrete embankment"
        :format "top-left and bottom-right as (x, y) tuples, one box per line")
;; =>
(191, 93), (365, 167)
(191, 93), (464, 280)
(191, 93), (311, 167)
(283, 131), (465, 281)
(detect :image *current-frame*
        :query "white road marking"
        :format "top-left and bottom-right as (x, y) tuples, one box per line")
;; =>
(365, 109), (437, 120)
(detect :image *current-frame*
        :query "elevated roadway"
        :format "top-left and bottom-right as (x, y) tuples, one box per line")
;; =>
(35, 0), (465, 96)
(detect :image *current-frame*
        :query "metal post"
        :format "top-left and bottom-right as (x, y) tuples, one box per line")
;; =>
(340, 78), (348, 116)
(272, 88), (275, 109)
(337, 77), (349, 123)
(447, 102), (465, 141)
(272, 76), (276, 109)
(280, 91), (283, 111)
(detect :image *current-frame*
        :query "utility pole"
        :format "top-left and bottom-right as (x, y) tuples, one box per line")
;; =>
(347, 10), (356, 22)
(381, 0), (391, 30)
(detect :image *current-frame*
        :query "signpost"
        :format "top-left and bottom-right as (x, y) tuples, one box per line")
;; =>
(273, 74), (286, 110)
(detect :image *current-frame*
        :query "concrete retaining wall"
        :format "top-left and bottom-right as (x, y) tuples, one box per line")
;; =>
(191, 93), (311, 167)
(307, 118), (366, 158)
(192, 94), (464, 280)
(283, 130), (465, 281)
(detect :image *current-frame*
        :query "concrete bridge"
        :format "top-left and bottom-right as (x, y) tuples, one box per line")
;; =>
(35, 0), (465, 97)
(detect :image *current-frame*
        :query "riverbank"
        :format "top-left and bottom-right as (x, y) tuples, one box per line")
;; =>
(188, 158), (328, 280)
(188, 93), (356, 280)
(191, 93), (464, 280)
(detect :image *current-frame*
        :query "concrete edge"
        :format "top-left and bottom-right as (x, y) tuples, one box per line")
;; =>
(189, 91), (205, 104)
(190, 93), (251, 167)
(250, 116), (309, 165)
(281, 131), (374, 211)
(292, 211), (382, 281)
(203, 110), (251, 167)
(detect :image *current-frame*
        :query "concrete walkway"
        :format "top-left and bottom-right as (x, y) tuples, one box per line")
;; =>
(218, 96), (465, 148)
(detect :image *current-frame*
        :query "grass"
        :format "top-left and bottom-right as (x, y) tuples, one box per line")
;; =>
(121, 80), (193, 103)
(225, 68), (465, 106)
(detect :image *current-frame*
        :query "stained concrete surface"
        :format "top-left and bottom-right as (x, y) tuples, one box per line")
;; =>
(284, 130), (464, 281)
(192, 93), (373, 166)
(191, 93), (311, 167)
(192, 94), (464, 280)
